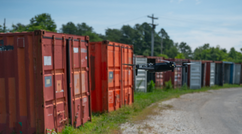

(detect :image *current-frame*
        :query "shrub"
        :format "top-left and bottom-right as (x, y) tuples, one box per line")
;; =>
(164, 79), (173, 91)
(180, 83), (188, 90)
(147, 80), (155, 92)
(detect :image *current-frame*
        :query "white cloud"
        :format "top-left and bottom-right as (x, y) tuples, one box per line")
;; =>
(169, 28), (242, 52)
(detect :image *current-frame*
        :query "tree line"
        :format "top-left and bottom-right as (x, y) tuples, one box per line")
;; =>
(1, 13), (242, 63)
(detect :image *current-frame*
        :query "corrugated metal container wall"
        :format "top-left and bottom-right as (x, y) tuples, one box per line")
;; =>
(155, 57), (164, 88)
(135, 56), (147, 92)
(189, 61), (202, 89)
(146, 56), (163, 88)
(90, 41), (134, 113)
(214, 61), (223, 86)
(0, 30), (91, 134)
(241, 63), (242, 85)
(233, 64), (241, 84)
(209, 63), (216, 86)
(163, 59), (183, 89)
(202, 61), (215, 87)
(201, 61), (207, 87)
(223, 62), (233, 84)
(181, 59), (189, 86)
(147, 57), (156, 85)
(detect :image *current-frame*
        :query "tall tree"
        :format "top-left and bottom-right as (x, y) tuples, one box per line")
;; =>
(61, 22), (102, 42)
(28, 13), (57, 32)
(178, 42), (192, 59)
(61, 22), (77, 34)
(11, 23), (27, 32)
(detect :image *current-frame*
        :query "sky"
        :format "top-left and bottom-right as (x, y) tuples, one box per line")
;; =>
(0, 0), (242, 52)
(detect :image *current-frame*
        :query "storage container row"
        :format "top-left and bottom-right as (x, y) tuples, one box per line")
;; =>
(134, 56), (242, 91)
(0, 31), (134, 134)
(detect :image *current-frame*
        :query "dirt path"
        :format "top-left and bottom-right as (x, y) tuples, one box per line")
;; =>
(121, 88), (242, 134)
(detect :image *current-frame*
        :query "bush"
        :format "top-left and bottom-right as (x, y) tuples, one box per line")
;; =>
(147, 80), (155, 92)
(164, 79), (173, 91)
(180, 83), (188, 90)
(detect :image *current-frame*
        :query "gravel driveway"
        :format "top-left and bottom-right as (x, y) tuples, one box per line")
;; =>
(121, 88), (242, 134)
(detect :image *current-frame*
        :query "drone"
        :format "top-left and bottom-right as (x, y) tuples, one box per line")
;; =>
(124, 60), (193, 75)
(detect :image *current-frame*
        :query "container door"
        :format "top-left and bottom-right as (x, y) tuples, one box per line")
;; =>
(42, 36), (68, 132)
(234, 64), (241, 84)
(66, 38), (90, 128)
(190, 61), (202, 89)
(224, 64), (231, 84)
(210, 63), (215, 86)
(135, 57), (147, 92)
(230, 64), (234, 84)
(123, 46), (133, 105)
(240, 64), (242, 84)
(182, 63), (188, 86)
(107, 44), (121, 111)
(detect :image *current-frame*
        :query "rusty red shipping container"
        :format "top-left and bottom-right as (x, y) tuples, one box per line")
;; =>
(163, 58), (188, 89)
(90, 41), (134, 113)
(0, 30), (91, 134)
(202, 60), (215, 87)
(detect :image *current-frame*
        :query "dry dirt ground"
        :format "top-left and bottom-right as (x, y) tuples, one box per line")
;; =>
(121, 88), (242, 134)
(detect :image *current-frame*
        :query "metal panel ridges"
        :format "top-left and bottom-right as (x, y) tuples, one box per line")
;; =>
(135, 57), (147, 92)
(190, 61), (202, 89)
(210, 63), (215, 86)
(234, 64), (241, 84)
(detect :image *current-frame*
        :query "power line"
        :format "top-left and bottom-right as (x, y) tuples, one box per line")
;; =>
(148, 14), (158, 56)
(107, 15), (146, 28)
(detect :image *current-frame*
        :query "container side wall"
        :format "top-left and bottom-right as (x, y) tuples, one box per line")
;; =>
(190, 61), (202, 89)
(210, 63), (215, 86)
(135, 57), (147, 92)
(90, 42), (103, 113)
(234, 64), (241, 84)
(155, 57), (163, 88)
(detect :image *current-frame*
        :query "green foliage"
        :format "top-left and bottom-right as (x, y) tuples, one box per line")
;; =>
(29, 13), (57, 32)
(193, 44), (242, 63)
(175, 53), (185, 59)
(158, 54), (169, 58)
(11, 13), (57, 32)
(164, 79), (173, 91)
(180, 83), (188, 90)
(178, 42), (192, 59)
(46, 128), (57, 134)
(61, 83), (242, 134)
(147, 80), (155, 92)
(61, 22), (102, 42)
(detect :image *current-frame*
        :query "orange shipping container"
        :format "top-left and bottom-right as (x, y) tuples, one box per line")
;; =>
(0, 30), (91, 134)
(90, 41), (134, 112)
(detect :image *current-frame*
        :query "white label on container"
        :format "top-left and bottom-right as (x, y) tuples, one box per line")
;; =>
(73, 48), (79, 53)
(83, 97), (87, 103)
(81, 48), (87, 53)
(44, 56), (51, 66)
(85, 56), (87, 59)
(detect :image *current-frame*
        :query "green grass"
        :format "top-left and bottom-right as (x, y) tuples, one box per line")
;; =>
(61, 84), (242, 134)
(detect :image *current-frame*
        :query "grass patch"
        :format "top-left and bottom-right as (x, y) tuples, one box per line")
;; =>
(61, 84), (242, 134)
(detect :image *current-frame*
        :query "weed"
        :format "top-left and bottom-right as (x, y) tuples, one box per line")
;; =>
(147, 80), (155, 92)
(61, 84), (242, 134)
(164, 79), (173, 91)
(180, 83), (188, 90)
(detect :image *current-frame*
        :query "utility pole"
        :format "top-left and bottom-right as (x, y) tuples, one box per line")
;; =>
(148, 14), (158, 56)
(160, 36), (163, 54)
(3, 18), (6, 33)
